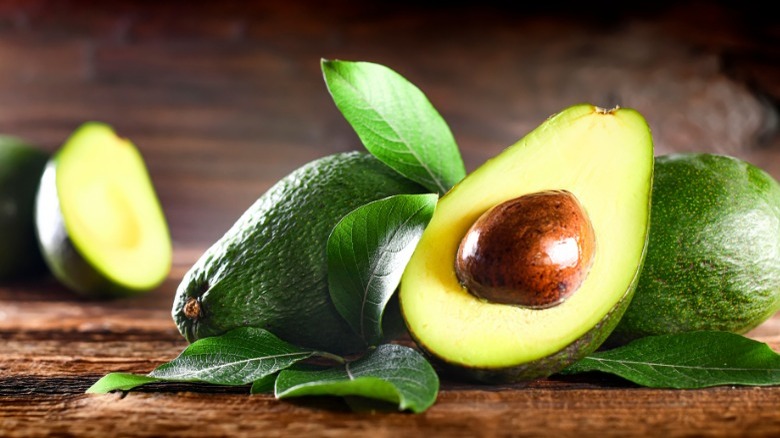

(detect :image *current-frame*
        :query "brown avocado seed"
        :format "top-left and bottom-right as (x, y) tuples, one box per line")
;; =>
(455, 190), (596, 309)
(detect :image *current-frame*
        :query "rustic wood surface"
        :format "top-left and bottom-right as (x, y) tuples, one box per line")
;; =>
(1, 1), (779, 436)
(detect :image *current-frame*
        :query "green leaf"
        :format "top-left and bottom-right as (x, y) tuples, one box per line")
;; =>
(322, 59), (465, 194)
(275, 344), (439, 413)
(250, 373), (279, 394)
(149, 327), (323, 385)
(86, 373), (161, 394)
(561, 331), (780, 388)
(86, 327), (332, 394)
(328, 194), (437, 345)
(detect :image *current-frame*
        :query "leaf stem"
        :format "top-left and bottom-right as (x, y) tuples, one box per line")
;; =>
(316, 351), (347, 364)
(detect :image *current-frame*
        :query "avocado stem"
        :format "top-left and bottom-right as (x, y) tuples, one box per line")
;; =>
(595, 105), (620, 114)
(183, 297), (201, 320)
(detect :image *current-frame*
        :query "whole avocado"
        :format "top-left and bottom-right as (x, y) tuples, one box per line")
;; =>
(172, 151), (424, 354)
(0, 137), (48, 279)
(610, 153), (780, 344)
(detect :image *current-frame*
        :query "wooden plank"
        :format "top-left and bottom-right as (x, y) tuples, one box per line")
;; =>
(1, 268), (779, 436)
(1, 382), (780, 437)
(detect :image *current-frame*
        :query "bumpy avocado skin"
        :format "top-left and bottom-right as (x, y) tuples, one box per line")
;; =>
(610, 153), (780, 344)
(172, 152), (425, 355)
(0, 137), (48, 279)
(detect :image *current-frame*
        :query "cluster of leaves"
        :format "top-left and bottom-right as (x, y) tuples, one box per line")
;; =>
(89, 327), (438, 413)
(89, 59), (780, 413)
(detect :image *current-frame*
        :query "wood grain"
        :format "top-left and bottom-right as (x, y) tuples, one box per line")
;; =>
(1, 1), (779, 436)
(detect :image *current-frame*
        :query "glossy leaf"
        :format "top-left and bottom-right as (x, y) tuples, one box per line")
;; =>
(249, 373), (279, 394)
(87, 327), (331, 393)
(328, 194), (437, 345)
(275, 344), (439, 413)
(561, 331), (780, 388)
(149, 327), (323, 385)
(86, 373), (161, 394)
(322, 59), (465, 194)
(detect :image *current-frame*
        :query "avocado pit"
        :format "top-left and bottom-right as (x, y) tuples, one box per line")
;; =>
(455, 190), (596, 308)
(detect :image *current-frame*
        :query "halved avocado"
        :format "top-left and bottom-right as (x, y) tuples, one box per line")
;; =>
(35, 122), (171, 297)
(399, 104), (654, 383)
(0, 137), (49, 279)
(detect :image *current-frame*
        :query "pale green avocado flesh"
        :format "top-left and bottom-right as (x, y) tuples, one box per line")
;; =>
(400, 104), (654, 382)
(610, 153), (780, 344)
(172, 151), (425, 355)
(35, 122), (171, 297)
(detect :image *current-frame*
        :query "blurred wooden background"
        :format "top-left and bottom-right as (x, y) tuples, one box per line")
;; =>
(1, 1), (779, 436)
(1, 0), (777, 249)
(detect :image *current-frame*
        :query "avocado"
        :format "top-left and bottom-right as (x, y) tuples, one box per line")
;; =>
(35, 122), (172, 297)
(399, 104), (654, 383)
(0, 137), (49, 279)
(172, 151), (425, 355)
(610, 153), (780, 344)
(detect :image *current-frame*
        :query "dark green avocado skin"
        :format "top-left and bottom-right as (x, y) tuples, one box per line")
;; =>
(172, 152), (425, 355)
(0, 137), (48, 279)
(610, 153), (780, 345)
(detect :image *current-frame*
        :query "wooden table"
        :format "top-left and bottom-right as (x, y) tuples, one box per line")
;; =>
(2, 2), (779, 436)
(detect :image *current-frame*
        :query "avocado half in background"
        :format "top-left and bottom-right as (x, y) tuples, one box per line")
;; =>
(35, 122), (172, 298)
(399, 104), (654, 383)
(0, 137), (49, 279)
